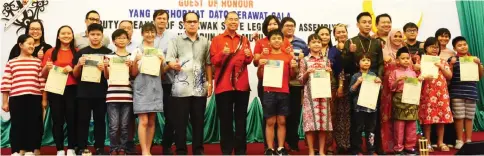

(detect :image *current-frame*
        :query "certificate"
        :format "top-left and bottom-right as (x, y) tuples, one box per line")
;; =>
(421, 55), (440, 78)
(357, 74), (381, 110)
(109, 56), (130, 85)
(81, 54), (103, 83)
(263, 60), (284, 88)
(310, 70), (332, 98)
(140, 48), (162, 76)
(402, 77), (422, 105)
(44, 66), (68, 95)
(460, 56), (479, 81)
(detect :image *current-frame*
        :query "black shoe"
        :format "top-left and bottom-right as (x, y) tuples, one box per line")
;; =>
(404, 149), (416, 155)
(264, 148), (276, 155)
(94, 148), (106, 155)
(163, 147), (174, 155)
(289, 145), (299, 152)
(193, 151), (204, 155)
(276, 148), (289, 155)
(394, 150), (405, 155)
(125, 142), (138, 154)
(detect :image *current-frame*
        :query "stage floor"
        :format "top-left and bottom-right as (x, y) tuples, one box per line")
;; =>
(2, 132), (483, 155)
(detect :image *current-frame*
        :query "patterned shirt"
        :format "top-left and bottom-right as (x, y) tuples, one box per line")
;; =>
(106, 52), (133, 103)
(166, 33), (211, 97)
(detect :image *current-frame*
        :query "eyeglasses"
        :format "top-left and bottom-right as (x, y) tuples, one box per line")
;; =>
(185, 20), (198, 24)
(116, 37), (128, 40)
(429, 45), (439, 49)
(87, 18), (100, 22)
(29, 27), (41, 32)
(284, 24), (295, 28)
(406, 29), (418, 33)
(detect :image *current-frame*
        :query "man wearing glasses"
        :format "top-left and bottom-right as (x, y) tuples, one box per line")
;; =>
(166, 12), (212, 155)
(75, 10), (111, 49)
(403, 22), (425, 63)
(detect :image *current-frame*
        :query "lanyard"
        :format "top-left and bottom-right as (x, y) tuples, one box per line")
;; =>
(359, 39), (372, 53)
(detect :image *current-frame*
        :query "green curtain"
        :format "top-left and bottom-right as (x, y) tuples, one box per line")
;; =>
(456, 1), (484, 131)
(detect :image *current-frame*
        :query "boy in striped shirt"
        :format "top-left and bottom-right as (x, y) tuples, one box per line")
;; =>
(103, 29), (134, 155)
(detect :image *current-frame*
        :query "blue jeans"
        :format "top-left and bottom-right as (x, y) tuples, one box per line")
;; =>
(107, 102), (132, 151)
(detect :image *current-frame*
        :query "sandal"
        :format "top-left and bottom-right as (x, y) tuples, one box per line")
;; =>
(438, 144), (450, 152)
(427, 144), (435, 153)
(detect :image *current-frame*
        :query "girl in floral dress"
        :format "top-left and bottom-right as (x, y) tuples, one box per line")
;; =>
(299, 34), (333, 155)
(416, 37), (454, 152)
(380, 29), (404, 153)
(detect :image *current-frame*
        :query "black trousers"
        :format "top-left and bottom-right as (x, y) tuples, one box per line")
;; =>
(215, 91), (250, 155)
(350, 111), (377, 154)
(286, 86), (302, 148)
(173, 96), (207, 155)
(9, 95), (43, 153)
(77, 97), (106, 149)
(162, 84), (175, 149)
(48, 85), (77, 150)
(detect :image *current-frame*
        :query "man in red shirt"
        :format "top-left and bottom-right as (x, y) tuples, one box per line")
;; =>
(209, 11), (253, 155)
(257, 30), (297, 155)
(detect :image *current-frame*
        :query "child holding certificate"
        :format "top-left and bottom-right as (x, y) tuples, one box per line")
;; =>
(415, 37), (453, 152)
(348, 53), (382, 155)
(1, 34), (45, 155)
(299, 34), (333, 155)
(257, 30), (298, 155)
(103, 29), (134, 155)
(72, 23), (112, 155)
(131, 23), (165, 155)
(40, 25), (78, 155)
(448, 36), (484, 149)
(388, 47), (423, 154)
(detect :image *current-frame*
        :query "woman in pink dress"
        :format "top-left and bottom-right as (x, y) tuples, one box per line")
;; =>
(416, 37), (454, 152)
(380, 29), (404, 153)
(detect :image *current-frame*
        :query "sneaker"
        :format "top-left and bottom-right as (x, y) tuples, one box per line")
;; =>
(455, 140), (464, 149)
(67, 149), (76, 156)
(117, 149), (126, 155)
(24, 152), (35, 156)
(276, 147), (288, 155)
(11, 152), (21, 156)
(466, 139), (472, 143)
(81, 149), (92, 156)
(57, 150), (65, 156)
(95, 148), (106, 155)
(264, 148), (276, 155)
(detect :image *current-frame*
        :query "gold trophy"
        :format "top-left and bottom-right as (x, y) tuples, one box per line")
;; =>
(419, 136), (429, 156)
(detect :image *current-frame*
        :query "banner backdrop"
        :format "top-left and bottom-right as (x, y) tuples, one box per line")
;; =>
(1, 0), (461, 119)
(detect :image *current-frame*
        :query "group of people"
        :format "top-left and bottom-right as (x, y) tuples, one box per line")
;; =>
(1, 8), (482, 156)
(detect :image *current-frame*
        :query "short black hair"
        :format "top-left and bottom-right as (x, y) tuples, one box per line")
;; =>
(307, 33), (322, 43)
(87, 23), (103, 33)
(141, 22), (156, 33)
(119, 20), (133, 27)
(267, 30), (284, 40)
(403, 22), (418, 32)
(153, 9), (169, 21)
(281, 17), (296, 27)
(357, 53), (372, 62)
(224, 11), (238, 20)
(85, 10), (99, 19)
(111, 29), (128, 41)
(424, 37), (441, 55)
(452, 36), (467, 48)
(262, 15), (280, 37)
(356, 12), (372, 22)
(183, 12), (200, 22)
(435, 28), (451, 38)
(376, 13), (391, 25)
(396, 47), (410, 57)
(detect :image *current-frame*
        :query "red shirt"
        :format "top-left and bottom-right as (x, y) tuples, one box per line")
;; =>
(41, 48), (77, 86)
(259, 52), (294, 93)
(210, 30), (254, 94)
(253, 37), (292, 67)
